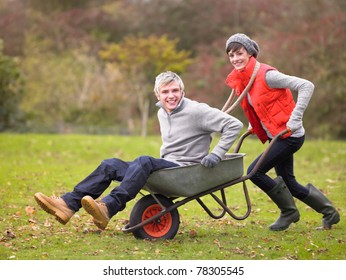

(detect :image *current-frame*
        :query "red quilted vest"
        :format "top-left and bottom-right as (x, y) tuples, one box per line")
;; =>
(225, 57), (295, 143)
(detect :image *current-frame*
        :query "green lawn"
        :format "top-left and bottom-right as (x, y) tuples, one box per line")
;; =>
(0, 133), (345, 260)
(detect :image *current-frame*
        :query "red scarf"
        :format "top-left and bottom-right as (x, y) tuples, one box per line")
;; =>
(225, 56), (257, 97)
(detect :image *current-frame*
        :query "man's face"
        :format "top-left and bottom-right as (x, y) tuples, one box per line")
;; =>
(157, 81), (183, 113)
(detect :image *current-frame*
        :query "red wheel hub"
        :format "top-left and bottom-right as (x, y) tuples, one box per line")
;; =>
(142, 204), (172, 238)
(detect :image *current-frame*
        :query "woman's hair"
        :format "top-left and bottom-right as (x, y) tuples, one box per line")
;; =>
(153, 71), (185, 97)
(226, 42), (245, 55)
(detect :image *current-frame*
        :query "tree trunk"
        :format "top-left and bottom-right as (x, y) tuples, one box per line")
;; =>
(141, 96), (149, 137)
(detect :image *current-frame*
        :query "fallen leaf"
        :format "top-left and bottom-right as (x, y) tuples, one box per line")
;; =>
(5, 230), (16, 239)
(189, 229), (197, 237)
(25, 206), (36, 216)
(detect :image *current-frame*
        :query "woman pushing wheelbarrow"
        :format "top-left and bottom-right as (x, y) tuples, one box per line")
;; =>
(222, 33), (340, 231)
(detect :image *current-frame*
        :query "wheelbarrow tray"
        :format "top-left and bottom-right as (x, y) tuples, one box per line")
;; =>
(144, 153), (244, 197)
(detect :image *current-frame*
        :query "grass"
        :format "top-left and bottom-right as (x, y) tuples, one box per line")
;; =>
(0, 133), (345, 260)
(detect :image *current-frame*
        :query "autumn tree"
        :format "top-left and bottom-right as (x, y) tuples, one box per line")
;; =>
(0, 39), (24, 130)
(99, 34), (193, 136)
(21, 40), (126, 133)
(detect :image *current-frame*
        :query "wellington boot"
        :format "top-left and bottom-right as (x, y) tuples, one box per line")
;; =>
(301, 184), (340, 230)
(266, 177), (300, 231)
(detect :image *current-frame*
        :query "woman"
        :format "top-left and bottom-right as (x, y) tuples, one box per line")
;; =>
(224, 33), (339, 231)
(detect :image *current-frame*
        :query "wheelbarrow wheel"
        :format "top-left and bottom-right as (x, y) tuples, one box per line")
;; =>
(129, 194), (180, 240)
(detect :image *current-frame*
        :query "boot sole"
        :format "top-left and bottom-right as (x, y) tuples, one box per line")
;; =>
(34, 192), (71, 225)
(81, 196), (109, 230)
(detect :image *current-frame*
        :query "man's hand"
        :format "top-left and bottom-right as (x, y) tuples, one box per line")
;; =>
(201, 153), (221, 168)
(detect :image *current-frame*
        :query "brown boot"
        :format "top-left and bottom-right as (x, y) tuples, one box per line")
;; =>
(34, 192), (74, 225)
(81, 196), (110, 230)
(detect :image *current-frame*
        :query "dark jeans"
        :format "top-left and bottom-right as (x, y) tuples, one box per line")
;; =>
(62, 156), (179, 217)
(247, 136), (309, 199)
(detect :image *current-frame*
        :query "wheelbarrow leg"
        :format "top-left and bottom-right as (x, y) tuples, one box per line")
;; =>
(196, 181), (251, 221)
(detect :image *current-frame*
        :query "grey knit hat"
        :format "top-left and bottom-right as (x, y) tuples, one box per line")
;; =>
(225, 33), (260, 58)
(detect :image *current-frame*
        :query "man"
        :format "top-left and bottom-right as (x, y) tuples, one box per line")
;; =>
(34, 71), (243, 230)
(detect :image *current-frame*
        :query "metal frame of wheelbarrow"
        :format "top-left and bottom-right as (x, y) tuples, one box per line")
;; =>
(122, 129), (289, 235)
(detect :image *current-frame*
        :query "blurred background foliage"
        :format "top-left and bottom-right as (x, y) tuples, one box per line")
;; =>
(0, 0), (345, 138)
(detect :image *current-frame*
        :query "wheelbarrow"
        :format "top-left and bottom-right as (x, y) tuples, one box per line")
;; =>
(122, 129), (290, 240)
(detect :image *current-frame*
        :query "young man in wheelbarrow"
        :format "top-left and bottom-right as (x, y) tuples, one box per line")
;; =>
(34, 71), (243, 230)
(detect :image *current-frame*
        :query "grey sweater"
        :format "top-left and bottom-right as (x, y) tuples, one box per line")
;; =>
(157, 97), (243, 166)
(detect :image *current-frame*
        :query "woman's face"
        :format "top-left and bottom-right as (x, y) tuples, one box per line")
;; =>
(228, 47), (252, 70)
(157, 81), (183, 113)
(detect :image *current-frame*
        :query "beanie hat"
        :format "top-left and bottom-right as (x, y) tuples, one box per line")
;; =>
(225, 33), (260, 58)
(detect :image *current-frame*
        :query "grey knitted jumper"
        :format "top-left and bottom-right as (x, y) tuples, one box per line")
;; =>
(157, 97), (243, 166)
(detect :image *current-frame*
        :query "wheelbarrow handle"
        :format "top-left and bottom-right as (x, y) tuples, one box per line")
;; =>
(238, 129), (290, 180)
(233, 130), (252, 153)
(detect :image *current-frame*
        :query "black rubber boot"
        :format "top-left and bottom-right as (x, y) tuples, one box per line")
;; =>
(266, 177), (300, 231)
(301, 183), (340, 230)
